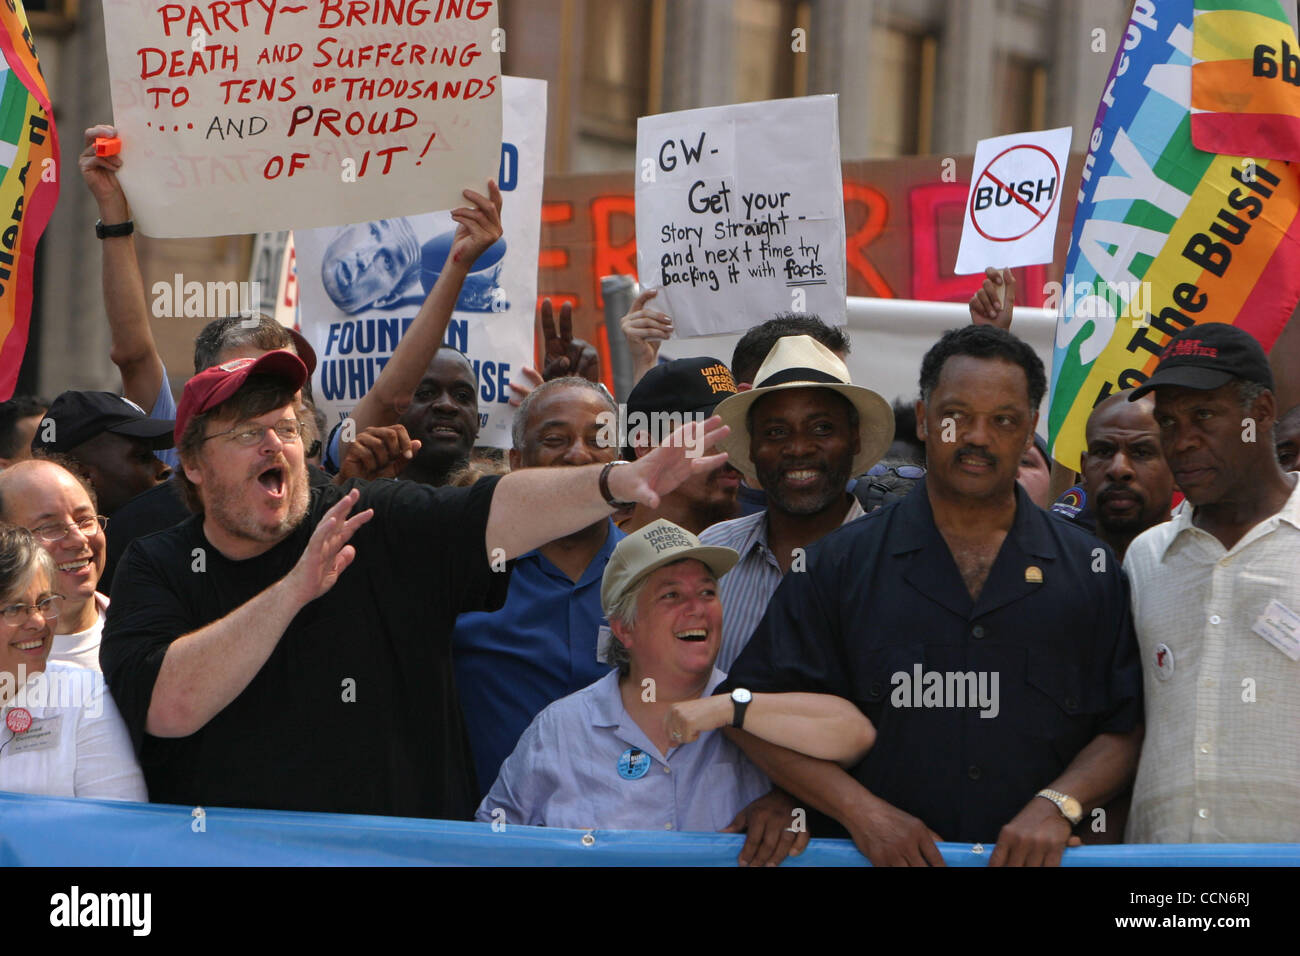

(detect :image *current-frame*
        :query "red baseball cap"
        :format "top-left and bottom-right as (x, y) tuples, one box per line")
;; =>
(174, 350), (309, 445)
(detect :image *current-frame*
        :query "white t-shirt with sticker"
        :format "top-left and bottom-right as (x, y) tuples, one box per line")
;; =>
(49, 593), (108, 672)
(0, 661), (146, 801)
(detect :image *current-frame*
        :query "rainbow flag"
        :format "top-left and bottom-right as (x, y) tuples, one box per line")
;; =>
(1048, 0), (1300, 469)
(0, 0), (57, 401)
(1191, 0), (1300, 162)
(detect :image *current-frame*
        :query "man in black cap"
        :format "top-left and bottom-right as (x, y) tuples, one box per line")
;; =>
(33, 391), (174, 516)
(620, 357), (742, 535)
(1122, 322), (1300, 843)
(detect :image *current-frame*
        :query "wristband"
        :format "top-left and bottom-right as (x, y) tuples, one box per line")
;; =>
(599, 460), (635, 508)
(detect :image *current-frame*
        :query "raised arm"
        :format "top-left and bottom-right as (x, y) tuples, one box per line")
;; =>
(968, 266), (1015, 330)
(484, 416), (729, 560)
(79, 124), (165, 413)
(666, 691), (875, 767)
(338, 181), (502, 462)
(146, 490), (373, 737)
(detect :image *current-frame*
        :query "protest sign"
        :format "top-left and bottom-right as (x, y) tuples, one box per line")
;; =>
(1191, 0), (1300, 163)
(296, 75), (543, 450)
(1048, 0), (1300, 469)
(0, 0), (58, 400)
(102, 0), (503, 238)
(954, 127), (1072, 275)
(634, 95), (846, 337)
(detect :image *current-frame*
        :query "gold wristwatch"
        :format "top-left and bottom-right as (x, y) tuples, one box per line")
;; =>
(1036, 788), (1083, 825)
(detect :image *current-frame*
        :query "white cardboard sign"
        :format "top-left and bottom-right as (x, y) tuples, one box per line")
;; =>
(954, 126), (1073, 275)
(635, 95), (846, 337)
(102, 0), (503, 237)
(295, 75), (543, 451)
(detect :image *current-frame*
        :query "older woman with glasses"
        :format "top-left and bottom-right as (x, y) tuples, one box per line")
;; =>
(0, 525), (145, 800)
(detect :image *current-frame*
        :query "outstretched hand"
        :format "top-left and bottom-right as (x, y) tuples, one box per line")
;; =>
(448, 179), (503, 271)
(283, 489), (374, 606)
(539, 298), (600, 382)
(607, 416), (730, 509)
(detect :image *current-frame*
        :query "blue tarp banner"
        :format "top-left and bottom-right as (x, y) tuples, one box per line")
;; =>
(1, 792), (1296, 866)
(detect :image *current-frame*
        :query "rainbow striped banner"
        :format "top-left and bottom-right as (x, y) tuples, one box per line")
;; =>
(1048, 0), (1300, 469)
(0, 0), (57, 401)
(1191, 0), (1300, 162)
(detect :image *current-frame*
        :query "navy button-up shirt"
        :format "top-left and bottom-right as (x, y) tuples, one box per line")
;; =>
(720, 479), (1142, 843)
(453, 520), (623, 796)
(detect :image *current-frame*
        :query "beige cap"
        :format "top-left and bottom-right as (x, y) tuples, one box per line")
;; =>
(713, 335), (895, 485)
(600, 519), (739, 617)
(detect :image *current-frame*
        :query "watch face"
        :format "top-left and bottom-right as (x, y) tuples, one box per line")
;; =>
(732, 688), (752, 704)
(1062, 797), (1083, 821)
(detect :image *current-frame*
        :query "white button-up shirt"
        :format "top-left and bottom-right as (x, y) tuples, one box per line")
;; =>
(1123, 473), (1300, 843)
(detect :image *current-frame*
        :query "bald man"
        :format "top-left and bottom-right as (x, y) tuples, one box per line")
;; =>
(0, 459), (109, 669)
(1061, 391), (1174, 560)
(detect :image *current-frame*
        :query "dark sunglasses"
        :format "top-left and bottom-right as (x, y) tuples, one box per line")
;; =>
(866, 463), (926, 480)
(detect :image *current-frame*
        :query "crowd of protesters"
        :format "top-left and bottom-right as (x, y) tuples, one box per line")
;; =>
(0, 124), (1295, 867)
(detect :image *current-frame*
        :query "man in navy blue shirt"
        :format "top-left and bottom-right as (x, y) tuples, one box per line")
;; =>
(720, 325), (1143, 866)
(453, 377), (622, 795)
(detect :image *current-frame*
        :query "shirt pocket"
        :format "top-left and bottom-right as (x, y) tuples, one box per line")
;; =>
(855, 642), (926, 723)
(1023, 645), (1096, 760)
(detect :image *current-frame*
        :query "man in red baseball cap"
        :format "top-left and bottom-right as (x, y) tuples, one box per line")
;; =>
(100, 350), (731, 819)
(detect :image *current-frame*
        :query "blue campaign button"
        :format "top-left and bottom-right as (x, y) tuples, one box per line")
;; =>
(617, 748), (651, 780)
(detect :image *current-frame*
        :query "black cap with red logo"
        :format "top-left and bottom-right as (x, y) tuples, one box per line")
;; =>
(1129, 322), (1273, 401)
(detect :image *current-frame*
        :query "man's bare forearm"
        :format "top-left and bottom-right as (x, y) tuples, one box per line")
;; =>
(723, 726), (872, 827)
(485, 463), (613, 561)
(146, 577), (309, 738)
(99, 194), (164, 411)
(1045, 726), (1144, 813)
(341, 260), (470, 456)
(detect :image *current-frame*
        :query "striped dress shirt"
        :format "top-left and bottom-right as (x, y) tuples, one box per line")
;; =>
(701, 498), (865, 672)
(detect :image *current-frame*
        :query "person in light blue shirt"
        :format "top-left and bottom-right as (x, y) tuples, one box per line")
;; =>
(478, 519), (874, 861)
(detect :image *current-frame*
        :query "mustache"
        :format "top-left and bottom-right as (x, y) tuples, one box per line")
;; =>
(956, 446), (996, 465)
(1098, 486), (1145, 504)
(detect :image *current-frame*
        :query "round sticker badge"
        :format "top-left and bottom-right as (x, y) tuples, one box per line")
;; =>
(5, 707), (32, 734)
(617, 748), (651, 780)
(1154, 643), (1175, 681)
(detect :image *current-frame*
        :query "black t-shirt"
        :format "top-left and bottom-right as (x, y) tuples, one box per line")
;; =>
(101, 475), (510, 819)
(718, 479), (1142, 843)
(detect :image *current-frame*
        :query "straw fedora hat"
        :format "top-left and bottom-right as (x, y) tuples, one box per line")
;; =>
(713, 335), (894, 485)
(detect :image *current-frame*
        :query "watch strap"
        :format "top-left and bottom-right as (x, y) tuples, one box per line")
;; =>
(95, 219), (134, 239)
(1036, 788), (1082, 824)
(599, 460), (635, 508)
(731, 692), (750, 729)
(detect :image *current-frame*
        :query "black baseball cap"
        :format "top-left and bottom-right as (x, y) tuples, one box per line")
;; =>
(35, 390), (176, 454)
(627, 357), (737, 419)
(1129, 323), (1273, 400)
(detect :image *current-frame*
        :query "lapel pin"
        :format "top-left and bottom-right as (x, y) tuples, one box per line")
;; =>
(1025, 566), (1043, 584)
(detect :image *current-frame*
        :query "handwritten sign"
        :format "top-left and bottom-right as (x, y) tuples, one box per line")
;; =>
(954, 126), (1072, 275)
(634, 95), (846, 337)
(102, 0), (503, 237)
(295, 75), (543, 449)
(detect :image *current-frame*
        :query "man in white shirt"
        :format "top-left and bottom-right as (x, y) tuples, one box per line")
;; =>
(0, 460), (109, 671)
(1122, 322), (1300, 843)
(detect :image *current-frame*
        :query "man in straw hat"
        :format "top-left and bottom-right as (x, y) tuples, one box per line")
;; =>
(478, 518), (874, 865)
(700, 334), (894, 671)
(719, 324), (1144, 866)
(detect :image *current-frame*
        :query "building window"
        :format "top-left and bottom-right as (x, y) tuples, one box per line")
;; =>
(26, 0), (78, 35)
(578, 0), (652, 146)
(867, 25), (936, 158)
(996, 56), (1048, 135)
(733, 0), (806, 103)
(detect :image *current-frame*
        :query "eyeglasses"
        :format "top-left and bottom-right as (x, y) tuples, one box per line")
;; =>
(0, 594), (63, 625)
(30, 515), (107, 544)
(202, 419), (304, 447)
(866, 463), (926, 480)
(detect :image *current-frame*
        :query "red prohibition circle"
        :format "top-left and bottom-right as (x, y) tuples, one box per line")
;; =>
(968, 143), (1062, 242)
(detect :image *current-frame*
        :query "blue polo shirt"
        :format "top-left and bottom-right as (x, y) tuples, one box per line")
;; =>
(719, 478), (1143, 843)
(453, 520), (623, 797)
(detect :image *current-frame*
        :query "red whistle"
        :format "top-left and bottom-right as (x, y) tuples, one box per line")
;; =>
(94, 136), (121, 157)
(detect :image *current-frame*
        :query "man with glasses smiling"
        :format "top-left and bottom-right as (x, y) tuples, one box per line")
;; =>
(0, 460), (112, 671)
(101, 349), (731, 819)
